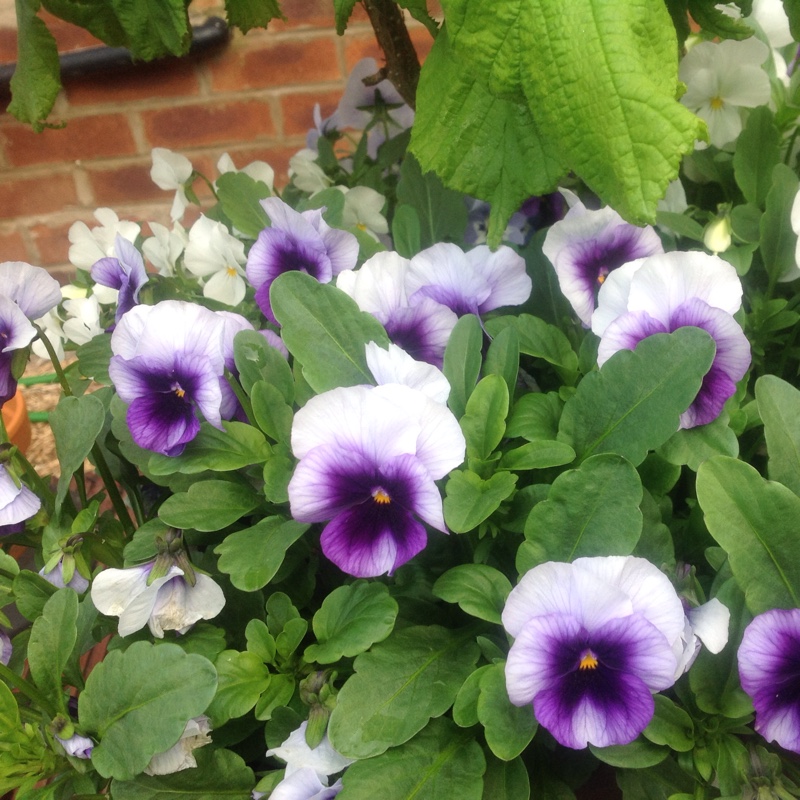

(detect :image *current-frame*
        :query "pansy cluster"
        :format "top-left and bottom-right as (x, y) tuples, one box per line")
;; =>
(3, 19), (800, 799)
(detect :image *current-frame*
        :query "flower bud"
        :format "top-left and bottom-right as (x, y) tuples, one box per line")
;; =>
(704, 214), (732, 254)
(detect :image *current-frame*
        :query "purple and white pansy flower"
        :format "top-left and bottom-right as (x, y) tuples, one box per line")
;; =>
(502, 556), (688, 749)
(91, 562), (225, 638)
(109, 300), (228, 456)
(739, 608), (800, 754)
(336, 252), (458, 368)
(365, 341), (450, 404)
(288, 382), (465, 577)
(0, 462), (41, 536)
(246, 197), (359, 324)
(407, 243), (532, 318)
(542, 199), (664, 326)
(91, 234), (149, 322)
(591, 251), (751, 429)
(0, 630), (11, 666)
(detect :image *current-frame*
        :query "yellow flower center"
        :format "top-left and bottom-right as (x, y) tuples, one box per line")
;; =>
(226, 265), (238, 277)
(372, 488), (391, 505)
(174, 387), (186, 399)
(710, 96), (725, 111)
(578, 649), (598, 670)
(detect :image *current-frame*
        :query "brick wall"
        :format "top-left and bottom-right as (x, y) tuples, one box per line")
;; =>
(0, 0), (433, 282)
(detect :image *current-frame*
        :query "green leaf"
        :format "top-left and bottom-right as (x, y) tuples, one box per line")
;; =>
(333, 0), (358, 33)
(506, 392), (563, 441)
(732, 106), (781, 209)
(558, 329), (716, 466)
(760, 163), (799, 284)
(254, 673), (295, 720)
(392, 204), (422, 257)
(50, 394), (106, 508)
(76, 333), (113, 384)
(397, 0), (439, 36)
(8, 0), (61, 129)
(111, 746), (255, 799)
(245, 619), (276, 663)
(590, 738), (668, 768)
(786, 0), (800, 40)
(756, 375), (800, 495)
(461, 375), (509, 461)
(432, 564), (512, 624)
(394, 152), (468, 250)
(149, 422), (271, 475)
(696, 456), (800, 612)
(481, 754), (530, 800)
(271, 272), (389, 393)
(484, 325), (520, 403)
(657, 411), (739, 471)
(109, 0), (190, 59)
(452, 665), (491, 728)
(442, 314), (483, 419)
(41, 0), (127, 45)
(642, 696), (694, 752)
(521, 454), (643, 568)
(499, 440), (576, 471)
(477, 663), (537, 761)
(206, 650), (270, 726)
(214, 172), (271, 237)
(304, 581), (399, 664)
(689, 0), (754, 37)
(338, 717), (485, 800)
(27, 589), (78, 710)
(250, 381), (293, 445)
(215, 517), (308, 591)
(654, 211), (705, 242)
(486, 315), (578, 383)
(411, 29), (563, 246)
(158, 480), (261, 531)
(443, 470), (518, 533)
(79, 641), (217, 780)
(233, 329), (294, 401)
(329, 625), (479, 759)
(12, 570), (57, 622)
(276, 617), (308, 659)
(442, 0), (703, 227)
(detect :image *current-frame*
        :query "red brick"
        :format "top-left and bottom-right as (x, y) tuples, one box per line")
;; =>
(29, 220), (75, 266)
(0, 173), (79, 219)
(141, 99), (275, 149)
(1, 113), (137, 168)
(64, 59), (201, 107)
(0, 226), (31, 262)
(0, 27), (16, 65)
(209, 33), (341, 91)
(86, 161), (169, 205)
(280, 88), (341, 136)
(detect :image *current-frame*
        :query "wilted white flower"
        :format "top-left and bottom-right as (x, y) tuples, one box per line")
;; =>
(144, 716), (212, 775)
(267, 721), (354, 780)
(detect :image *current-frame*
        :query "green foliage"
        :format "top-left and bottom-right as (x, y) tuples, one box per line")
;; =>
(215, 172), (271, 237)
(338, 718), (486, 800)
(271, 272), (389, 393)
(304, 580), (399, 664)
(79, 642), (217, 780)
(329, 625), (479, 758)
(558, 329), (716, 466)
(432, 564), (512, 624)
(696, 457), (800, 613)
(206, 650), (271, 726)
(225, 0), (285, 33)
(443, 470), (518, 533)
(756, 375), (800, 495)
(442, 314), (483, 419)
(158, 480), (262, 531)
(460, 375), (509, 461)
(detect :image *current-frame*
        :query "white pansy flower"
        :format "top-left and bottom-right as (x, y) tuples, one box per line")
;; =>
(183, 216), (248, 306)
(62, 296), (103, 346)
(91, 563), (226, 638)
(143, 221), (187, 277)
(786, 188), (800, 282)
(151, 148), (194, 222)
(267, 721), (354, 781)
(217, 152), (275, 192)
(144, 716), (212, 775)
(290, 149), (333, 194)
(32, 309), (65, 361)
(67, 208), (139, 271)
(750, 0), (793, 47)
(270, 770), (343, 800)
(365, 341), (450, 404)
(339, 186), (389, 239)
(673, 598), (731, 676)
(679, 37), (771, 149)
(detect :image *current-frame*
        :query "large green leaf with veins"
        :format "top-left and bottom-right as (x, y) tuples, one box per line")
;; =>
(414, 0), (705, 241)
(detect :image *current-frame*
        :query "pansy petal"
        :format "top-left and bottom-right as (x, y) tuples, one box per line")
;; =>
(321, 502), (427, 577)
(0, 261), (62, 319)
(596, 310), (667, 368)
(687, 598), (730, 655)
(127, 393), (201, 456)
(365, 342), (450, 404)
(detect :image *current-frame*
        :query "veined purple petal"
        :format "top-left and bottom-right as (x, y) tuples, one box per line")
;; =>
(739, 609), (800, 753)
(0, 630), (11, 665)
(669, 298), (750, 428)
(543, 205), (663, 326)
(596, 311), (667, 368)
(127, 392), (201, 456)
(0, 261), (62, 320)
(321, 500), (427, 577)
(466, 246), (532, 312)
(508, 611), (675, 749)
(0, 295), (36, 354)
(0, 464), (41, 526)
(92, 235), (148, 321)
(381, 298), (458, 368)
